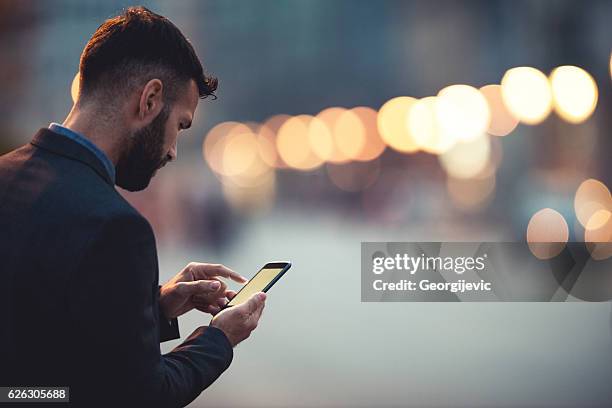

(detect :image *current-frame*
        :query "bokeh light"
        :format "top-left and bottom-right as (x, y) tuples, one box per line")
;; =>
(350, 106), (386, 161)
(439, 133), (491, 179)
(261, 114), (291, 168)
(71, 72), (80, 104)
(501, 66), (552, 125)
(276, 115), (324, 171)
(408, 96), (456, 154)
(479, 84), (519, 136)
(584, 209), (612, 260)
(334, 109), (367, 160)
(203, 121), (251, 176)
(550, 65), (598, 124)
(221, 127), (259, 177)
(202, 120), (278, 216)
(203, 121), (276, 193)
(574, 178), (612, 229)
(254, 123), (280, 168)
(225, 129), (274, 189)
(307, 116), (334, 162)
(586, 209), (611, 232)
(436, 84), (491, 142)
(316, 107), (351, 163)
(377, 96), (419, 153)
(526, 208), (569, 260)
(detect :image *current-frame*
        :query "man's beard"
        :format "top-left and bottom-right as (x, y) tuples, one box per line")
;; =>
(115, 106), (172, 192)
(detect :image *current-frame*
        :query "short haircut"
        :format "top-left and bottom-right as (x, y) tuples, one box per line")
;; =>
(78, 6), (217, 105)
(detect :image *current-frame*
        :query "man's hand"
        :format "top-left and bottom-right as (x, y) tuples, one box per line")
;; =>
(211, 292), (267, 347)
(159, 262), (247, 319)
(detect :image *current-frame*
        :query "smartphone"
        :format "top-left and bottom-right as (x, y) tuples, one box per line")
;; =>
(224, 262), (292, 308)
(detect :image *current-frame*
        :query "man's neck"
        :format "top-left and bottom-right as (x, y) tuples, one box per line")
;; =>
(62, 105), (123, 166)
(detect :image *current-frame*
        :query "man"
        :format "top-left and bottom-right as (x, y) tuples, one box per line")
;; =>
(0, 6), (266, 407)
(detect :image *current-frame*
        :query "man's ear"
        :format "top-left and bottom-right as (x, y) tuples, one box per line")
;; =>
(137, 78), (164, 125)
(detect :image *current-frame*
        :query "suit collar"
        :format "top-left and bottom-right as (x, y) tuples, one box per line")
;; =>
(30, 128), (114, 186)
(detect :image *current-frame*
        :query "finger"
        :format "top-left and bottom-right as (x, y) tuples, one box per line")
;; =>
(191, 295), (227, 312)
(195, 303), (221, 315)
(192, 282), (227, 303)
(217, 297), (228, 308)
(225, 290), (238, 300)
(250, 293), (266, 321)
(189, 263), (248, 283)
(178, 279), (224, 297)
(245, 301), (266, 329)
(239, 292), (266, 316)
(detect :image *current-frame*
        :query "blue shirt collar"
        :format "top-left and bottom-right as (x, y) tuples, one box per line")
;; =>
(48, 123), (116, 184)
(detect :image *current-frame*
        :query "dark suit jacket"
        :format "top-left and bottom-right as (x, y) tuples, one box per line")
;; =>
(0, 128), (233, 407)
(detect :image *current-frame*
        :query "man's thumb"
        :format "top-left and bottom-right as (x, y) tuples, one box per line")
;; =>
(244, 292), (266, 313)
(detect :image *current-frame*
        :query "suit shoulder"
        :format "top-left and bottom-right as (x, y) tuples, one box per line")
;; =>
(95, 208), (155, 245)
(0, 143), (34, 168)
(89, 190), (155, 238)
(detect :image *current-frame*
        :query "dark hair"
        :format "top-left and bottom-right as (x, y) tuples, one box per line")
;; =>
(78, 6), (217, 105)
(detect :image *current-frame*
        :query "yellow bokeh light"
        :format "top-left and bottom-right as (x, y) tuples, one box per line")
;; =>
(501, 66), (552, 125)
(203, 121), (250, 175)
(71, 72), (80, 104)
(334, 109), (367, 160)
(408, 96), (456, 154)
(261, 114), (291, 168)
(574, 178), (612, 229)
(436, 84), (491, 142)
(276, 115), (324, 171)
(586, 209), (611, 231)
(550, 65), (598, 124)
(221, 152), (274, 190)
(438, 133), (491, 179)
(350, 106), (386, 161)
(255, 123), (279, 168)
(526, 208), (569, 260)
(585, 209), (612, 260)
(377, 97), (419, 153)
(479, 84), (519, 136)
(202, 121), (275, 190)
(307, 116), (334, 161)
(316, 107), (351, 163)
(221, 128), (259, 177)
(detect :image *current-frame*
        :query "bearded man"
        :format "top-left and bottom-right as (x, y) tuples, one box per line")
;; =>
(0, 7), (266, 407)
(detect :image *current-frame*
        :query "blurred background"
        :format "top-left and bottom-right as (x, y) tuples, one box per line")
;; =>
(1, 0), (611, 406)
